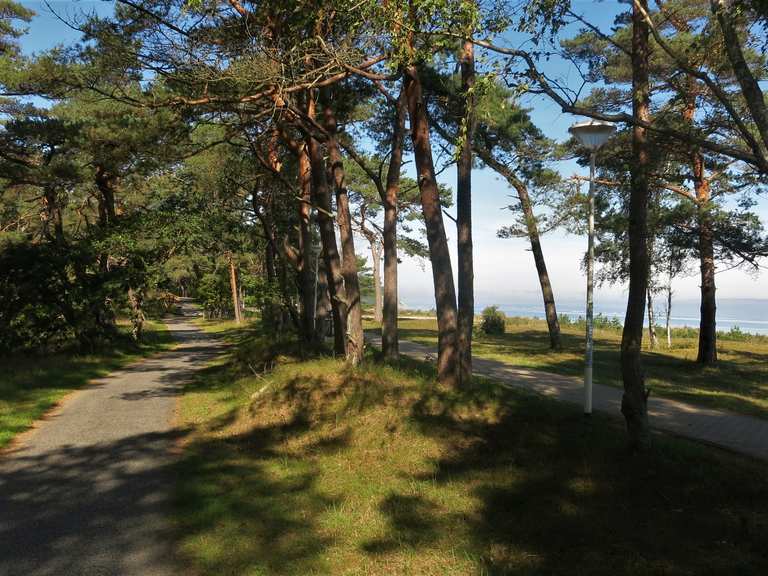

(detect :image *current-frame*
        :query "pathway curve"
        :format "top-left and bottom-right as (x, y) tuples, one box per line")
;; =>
(0, 301), (225, 576)
(367, 334), (768, 460)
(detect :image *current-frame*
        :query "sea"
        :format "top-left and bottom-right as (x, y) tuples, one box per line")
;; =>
(401, 297), (768, 335)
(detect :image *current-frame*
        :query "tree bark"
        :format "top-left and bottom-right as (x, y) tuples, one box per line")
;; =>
(647, 287), (658, 349)
(457, 39), (475, 386)
(371, 238), (383, 322)
(127, 286), (145, 342)
(228, 252), (243, 324)
(473, 147), (562, 350)
(404, 64), (459, 387)
(621, 0), (651, 451)
(306, 96), (347, 356)
(315, 249), (331, 342)
(94, 166), (117, 226)
(665, 269), (673, 349)
(380, 85), (407, 362)
(297, 145), (317, 343)
(323, 102), (364, 365)
(680, 87), (718, 364)
(693, 155), (717, 364)
(697, 199), (718, 363)
(711, 0), (768, 152)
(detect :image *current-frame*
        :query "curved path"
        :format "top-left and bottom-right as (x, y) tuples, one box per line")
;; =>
(367, 334), (768, 461)
(0, 303), (225, 576)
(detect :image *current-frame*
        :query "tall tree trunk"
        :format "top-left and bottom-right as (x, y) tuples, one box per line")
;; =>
(711, 0), (768, 153)
(228, 253), (243, 324)
(473, 147), (562, 350)
(380, 86), (407, 362)
(697, 202), (717, 363)
(306, 96), (347, 356)
(621, 0), (651, 451)
(264, 238), (277, 328)
(694, 163), (717, 364)
(681, 87), (718, 364)
(665, 268), (673, 349)
(323, 102), (364, 365)
(647, 288), (658, 349)
(646, 232), (658, 350)
(457, 39), (475, 386)
(315, 250), (331, 342)
(404, 64), (459, 388)
(371, 238), (383, 322)
(297, 146), (317, 343)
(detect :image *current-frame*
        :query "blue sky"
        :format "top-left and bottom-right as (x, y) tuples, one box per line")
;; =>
(15, 0), (768, 311)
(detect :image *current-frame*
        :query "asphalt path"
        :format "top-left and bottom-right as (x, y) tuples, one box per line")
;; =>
(0, 302), (225, 576)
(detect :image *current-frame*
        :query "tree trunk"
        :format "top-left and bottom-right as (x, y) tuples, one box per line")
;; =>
(94, 166), (118, 226)
(297, 146), (317, 343)
(404, 64), (459, 388)
(647, 288), (658, 349)
(324, 102), (364, 365)
(127, 286), (145, 342)
(665, 271), (673, 349)
(621, 0), (651, 451)
(697, 201), (717, 363)
(711, 0), (768, 153)
(306, 96), (347, 356)
(682, 87), (718, 364)
(473, 147), (562, 350)
(228, 253), (243, 324)
(457, 39), (475, 386)
(315, 250), (331, 342)
(380, 86), (407, 362)
(646, 232), (658, 350)
(371, 238), (383, 323)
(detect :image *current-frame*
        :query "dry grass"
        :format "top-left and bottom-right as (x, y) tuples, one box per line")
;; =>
(174, 325), (768, 575)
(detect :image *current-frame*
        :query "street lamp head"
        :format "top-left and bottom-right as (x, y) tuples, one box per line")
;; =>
(568, 119), (616, 151)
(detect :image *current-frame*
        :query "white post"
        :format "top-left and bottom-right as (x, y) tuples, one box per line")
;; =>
(584, 151), (596, 415)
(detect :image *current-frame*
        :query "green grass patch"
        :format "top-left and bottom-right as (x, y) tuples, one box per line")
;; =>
(175, 332), (768, 575)
(366, 317), (768, 420)
(0, 319), (174, 448)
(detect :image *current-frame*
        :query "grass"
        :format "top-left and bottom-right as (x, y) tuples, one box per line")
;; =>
(0, 318), (175, 449)
(364, 317), (768, 420)
(174, 324), (768, 575)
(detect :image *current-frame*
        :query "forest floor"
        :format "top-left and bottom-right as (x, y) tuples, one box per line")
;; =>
(363, 317), (768, 421)
(0, 319), (174, 449)
(174, 318), (768, 576)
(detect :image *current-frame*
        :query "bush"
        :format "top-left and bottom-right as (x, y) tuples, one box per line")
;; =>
(480, 305), (506, 335)
(0, 236), (117, 353)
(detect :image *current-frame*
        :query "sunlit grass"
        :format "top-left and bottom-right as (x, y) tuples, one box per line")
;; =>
(0, 319), (174, 448)
(174, 331), (768, 575)
(364, 317), (768, 420)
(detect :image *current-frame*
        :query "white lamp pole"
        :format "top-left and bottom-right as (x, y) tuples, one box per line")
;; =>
(568, 119), (616, 415)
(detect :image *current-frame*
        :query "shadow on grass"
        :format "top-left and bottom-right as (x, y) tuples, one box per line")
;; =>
(177, 338), (768, 575)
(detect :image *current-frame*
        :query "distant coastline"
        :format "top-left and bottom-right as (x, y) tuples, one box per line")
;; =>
(400, 297), (768, 335)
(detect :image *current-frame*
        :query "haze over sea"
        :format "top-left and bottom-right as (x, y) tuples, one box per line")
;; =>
(401, 297), (768, 335)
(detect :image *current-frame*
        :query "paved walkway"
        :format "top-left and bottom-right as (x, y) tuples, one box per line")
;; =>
(0, 302), (225, 576)
(367, 335), (768, 461)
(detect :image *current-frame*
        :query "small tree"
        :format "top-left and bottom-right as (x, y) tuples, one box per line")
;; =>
(480, 306), (506, 335)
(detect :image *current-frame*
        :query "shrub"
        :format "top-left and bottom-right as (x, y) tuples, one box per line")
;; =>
(480, 305), (506, 335)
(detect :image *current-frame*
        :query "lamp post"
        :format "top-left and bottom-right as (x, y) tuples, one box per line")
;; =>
(568, 119), (616, 415)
